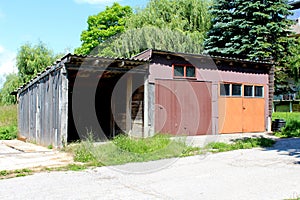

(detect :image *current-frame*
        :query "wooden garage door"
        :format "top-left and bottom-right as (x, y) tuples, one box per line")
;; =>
(155, 80), (212, 135)
(218, 83), (265, 134)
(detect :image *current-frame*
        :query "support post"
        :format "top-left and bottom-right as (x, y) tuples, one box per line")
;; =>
(144, 77), (149, 137)
(126, 74), (132, 135)
(60, 67), (68, 148)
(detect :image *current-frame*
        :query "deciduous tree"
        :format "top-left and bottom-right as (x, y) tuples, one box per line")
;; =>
(16, 41), (56, 84)
(75, 3), (133, 55)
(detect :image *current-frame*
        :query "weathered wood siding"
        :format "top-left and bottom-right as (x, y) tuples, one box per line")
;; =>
(18, 68), (68, 148)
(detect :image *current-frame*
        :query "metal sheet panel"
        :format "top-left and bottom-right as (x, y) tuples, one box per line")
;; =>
(155, 80), (212, 135)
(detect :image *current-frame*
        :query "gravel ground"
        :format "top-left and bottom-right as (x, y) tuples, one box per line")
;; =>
(0, 138), (300, 200)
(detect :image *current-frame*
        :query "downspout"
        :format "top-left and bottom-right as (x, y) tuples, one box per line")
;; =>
(267, 64), (275, 133)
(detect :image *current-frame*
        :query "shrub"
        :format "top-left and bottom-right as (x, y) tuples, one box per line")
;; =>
(275, 120), (300, 138)
(0, 126), (17, 140)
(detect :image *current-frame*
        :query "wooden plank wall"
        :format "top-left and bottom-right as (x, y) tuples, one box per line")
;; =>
(18, 69), (67, 148)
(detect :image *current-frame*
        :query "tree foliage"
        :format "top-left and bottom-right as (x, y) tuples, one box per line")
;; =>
(204, 0), (294, 61)
(75, 0), (212, 57)
(96, 26), (204, 58)
(75, 3), (133, 55)
(16, 41), (56, 84)
(126, 0), (212, 35)
(0, 74), (19, 105)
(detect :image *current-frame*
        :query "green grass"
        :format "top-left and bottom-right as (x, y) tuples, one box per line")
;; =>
(204, 137), (275, 153)
(0, 104), (17, 127)
(0, 168), (33, 179)
(272, 112), (300, 123)
(0, 104), (18, 140)
(65, 134), (201, 166)
(272, 112), (300, 138)
(65, 134), (275, 167)
(0, 125), (17, 140)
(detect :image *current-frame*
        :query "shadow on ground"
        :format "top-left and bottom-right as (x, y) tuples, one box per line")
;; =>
(264, 138), (300, 164)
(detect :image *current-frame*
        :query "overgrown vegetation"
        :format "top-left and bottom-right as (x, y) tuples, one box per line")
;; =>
(272, 112), (300, 138)
(66, 134), (275, 167)
(205, 137), (276, 153)
(0, 135), (276, 179)
(0, 104), (17, 140)
(66, 134), (201, 166)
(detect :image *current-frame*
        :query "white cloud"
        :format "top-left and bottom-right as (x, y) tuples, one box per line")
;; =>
(74, 0), (121, 5)
(0, 46), (17, 88)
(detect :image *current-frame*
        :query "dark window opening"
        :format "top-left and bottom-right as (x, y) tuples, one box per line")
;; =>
(232, 84), (242, 96)
(174, 65), (184, 77)
(173, 65), (195, 78)
(186, 66), (195, 77)
(255, 86), (263, 97)
(244, 85), (253, 97)
(220, 84), (230, 96)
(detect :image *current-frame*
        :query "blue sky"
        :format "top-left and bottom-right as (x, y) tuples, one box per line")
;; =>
(0, 0), (299, 88)
(0, 0), (148, 87)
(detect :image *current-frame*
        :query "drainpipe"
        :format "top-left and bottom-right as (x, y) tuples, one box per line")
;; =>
(267, 64), (275, 133)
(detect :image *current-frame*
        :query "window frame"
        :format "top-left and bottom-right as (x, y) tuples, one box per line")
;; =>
(231, 84), (242, 97)
(254, 85), (264, 98)
(172, 64), (196, 79)
(219, 83), (264, 98)
(220, 83), (231, 96)
(244, 85), (254, 97)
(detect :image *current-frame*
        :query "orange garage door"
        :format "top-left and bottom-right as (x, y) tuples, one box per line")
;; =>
(219, 83), (265, 134)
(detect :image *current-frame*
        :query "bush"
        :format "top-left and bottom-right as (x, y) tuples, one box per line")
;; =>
(275, 120), (300, 138)
(0, 126), (17, 140)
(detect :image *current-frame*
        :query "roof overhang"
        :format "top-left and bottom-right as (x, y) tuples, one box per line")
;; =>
(15, 54), (149, 94)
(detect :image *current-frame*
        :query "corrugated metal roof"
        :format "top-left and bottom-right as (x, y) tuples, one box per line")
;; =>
(15, 54), (149, 94)
(60, 53), (148, 63)
(148, 49), (274, 65)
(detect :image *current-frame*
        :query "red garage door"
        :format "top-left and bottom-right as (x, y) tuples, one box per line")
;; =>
(155, 80), (212, 136)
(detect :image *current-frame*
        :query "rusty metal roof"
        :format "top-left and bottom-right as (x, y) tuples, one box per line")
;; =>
(15, 54), (149, 94)
(133, 49), (274, 65)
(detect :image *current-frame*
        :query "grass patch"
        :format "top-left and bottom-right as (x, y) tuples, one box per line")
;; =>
(0, 168), (33, 179)
(66, 135), (275, 167)
(0, 104), (17, 140)
(0, 104), (17, 127)
(0, 125), (17, 140)
(272, 112), (300, 123)
(205, 137), (275, 153)
(0, 164), (88, 179)
(272, 112), (300, 138)
(65, 134), (201, 166)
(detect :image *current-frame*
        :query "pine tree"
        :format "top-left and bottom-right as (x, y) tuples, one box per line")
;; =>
(204, 0), (294, 62)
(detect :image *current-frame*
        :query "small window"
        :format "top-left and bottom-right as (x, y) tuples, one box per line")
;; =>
(186, 66), (195, 77)
(220, 84), (230, 96)
(173, 65), (195, 78)
(255, 86), (263, 97)
(174, 65), (184, 77)
(232, 84), (242, 96)
(244, 85), (253, 97)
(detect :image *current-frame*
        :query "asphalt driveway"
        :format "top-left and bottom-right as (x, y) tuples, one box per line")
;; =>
(0, 138), (300, 200)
